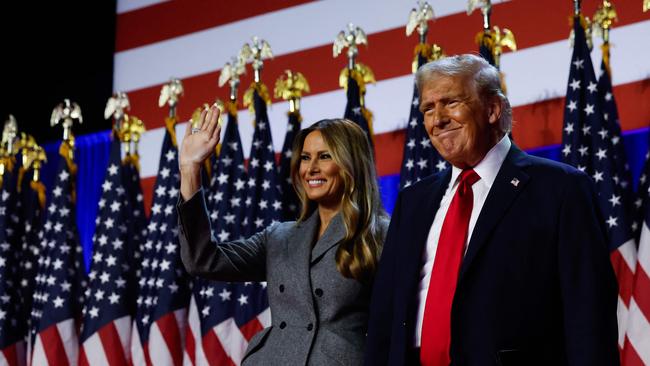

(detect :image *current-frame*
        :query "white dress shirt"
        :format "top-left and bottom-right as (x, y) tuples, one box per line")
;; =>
(413, 135), (511, 347)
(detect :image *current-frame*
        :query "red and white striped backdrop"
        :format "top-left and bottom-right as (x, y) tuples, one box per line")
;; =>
(114, 0), (650, 211)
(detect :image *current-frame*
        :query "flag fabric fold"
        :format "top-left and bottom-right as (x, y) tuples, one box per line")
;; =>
(399, 52), (446, 188)
(0, 162), (27, 366)
(278, 111), (301, 221)
(132, 120), (189, 366)
(343, 73), (374, 152)
(560, 16), (637, 350)
(79, 136), (142, 366)
(622, 148), (650, 365)
(30, 142), (86, 366)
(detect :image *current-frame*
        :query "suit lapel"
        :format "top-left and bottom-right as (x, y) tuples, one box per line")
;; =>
(311, 213), (346, 263)
(459, 145), (531, 281)
(401, 171), (452, 287)
(290, 211), (319, 308)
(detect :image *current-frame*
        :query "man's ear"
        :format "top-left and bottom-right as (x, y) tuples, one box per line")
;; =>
(487, 97), (502, 126)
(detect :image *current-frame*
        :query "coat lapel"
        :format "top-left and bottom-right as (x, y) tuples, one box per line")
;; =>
(290, 211), (319, 308)
(459, 145), (531, 281)
(311, 213), (346, 264)
(401, 170), (452, 286)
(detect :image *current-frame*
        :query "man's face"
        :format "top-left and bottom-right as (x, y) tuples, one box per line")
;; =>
(419, 74), (500, 168)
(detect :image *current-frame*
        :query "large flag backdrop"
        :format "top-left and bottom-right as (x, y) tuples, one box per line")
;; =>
(112, 0), (650, 215)
(19, 0), (650, 363)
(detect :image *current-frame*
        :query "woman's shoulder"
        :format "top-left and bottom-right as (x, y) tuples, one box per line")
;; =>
(377, 214), (391, 239)
(265, 220), (300, 238)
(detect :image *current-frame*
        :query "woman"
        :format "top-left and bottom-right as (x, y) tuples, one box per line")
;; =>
(177, 106), (389, 365)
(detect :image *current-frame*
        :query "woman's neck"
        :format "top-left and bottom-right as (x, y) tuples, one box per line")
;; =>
(317, 203), (340, 238)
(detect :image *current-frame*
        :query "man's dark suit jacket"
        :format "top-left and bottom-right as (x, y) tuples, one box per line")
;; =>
(364, 145), (620, 366)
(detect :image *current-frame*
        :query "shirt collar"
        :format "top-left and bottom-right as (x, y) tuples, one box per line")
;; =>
(449, 134), (511, 189)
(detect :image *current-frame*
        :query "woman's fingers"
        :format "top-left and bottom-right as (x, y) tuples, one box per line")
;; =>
(203, 107), (213, 130)
(205, 106), (220, 137)
(211, 124), (222, 145)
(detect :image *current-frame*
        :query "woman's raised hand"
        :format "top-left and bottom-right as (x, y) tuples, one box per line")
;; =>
(179, 105), (222, 171)
(179, 105), (221, 200)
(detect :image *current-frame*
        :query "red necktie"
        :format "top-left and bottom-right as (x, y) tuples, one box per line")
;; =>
(420, 169), (480, 366)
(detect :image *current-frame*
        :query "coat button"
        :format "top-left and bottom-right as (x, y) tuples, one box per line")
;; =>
(314, 288), (323, 297)
(279, 284), (285, 292)
(307, 323), (313, 331)
(279, 321), (286, 329)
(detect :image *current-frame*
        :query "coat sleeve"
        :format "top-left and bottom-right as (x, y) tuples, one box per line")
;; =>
(557, 172), (620, 366)
(177, 189), (269, 282)
(364, 192), (403, 366)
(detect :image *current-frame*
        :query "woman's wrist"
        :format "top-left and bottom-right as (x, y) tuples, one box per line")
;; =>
(180, 163), (202, 201)
(180, 161), (202, 176)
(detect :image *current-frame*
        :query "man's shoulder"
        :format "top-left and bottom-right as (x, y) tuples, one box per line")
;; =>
(400, 169), (450, 197)
(519, 153), (590, 182)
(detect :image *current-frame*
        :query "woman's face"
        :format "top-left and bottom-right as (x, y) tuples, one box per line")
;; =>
(299, 130), (344, 208)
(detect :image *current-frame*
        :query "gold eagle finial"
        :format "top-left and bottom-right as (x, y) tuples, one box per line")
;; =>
(274, 70), (310, 113)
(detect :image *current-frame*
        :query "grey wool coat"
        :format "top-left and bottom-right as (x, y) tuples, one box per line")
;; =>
(178, 190), (389, 366)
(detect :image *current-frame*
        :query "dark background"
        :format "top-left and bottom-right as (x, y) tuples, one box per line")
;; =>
(0, 1), (117, 144)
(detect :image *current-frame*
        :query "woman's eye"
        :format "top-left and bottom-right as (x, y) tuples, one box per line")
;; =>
(320, 153), (331, 159)
(300, 154), (310, 161)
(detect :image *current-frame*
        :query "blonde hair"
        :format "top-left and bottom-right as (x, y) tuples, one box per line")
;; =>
(290, 119), (386, 283)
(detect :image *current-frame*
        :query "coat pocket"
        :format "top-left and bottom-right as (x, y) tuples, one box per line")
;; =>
(496, 349), (527, 366)
(241, 326), (272, 364)
(319, 329), (364, 366)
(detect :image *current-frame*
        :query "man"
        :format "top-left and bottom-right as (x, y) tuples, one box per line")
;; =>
(364, 54), (619, 366)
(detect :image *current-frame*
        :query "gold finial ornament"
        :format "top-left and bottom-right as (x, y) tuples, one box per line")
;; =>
(240, 36), (273, 84)
(0, 115), (19, 183)
(333, 23), (368, 70)
(104, 92), (130, 123)
(218, 55), (247, 101)
(467, 0), (492, 30)
(159, 78), (184, 117)
(2, 115), (18, 156)
(568, 14), (593, 50)
(51, 99), (83, 145)
(19, 133), (46, 181)
(274, 70), (310, 113)
(407, 1), (435, 44)
(407, 1), (444, 73)
(593, 1), (618, 43)
(475, 26), (517, 68)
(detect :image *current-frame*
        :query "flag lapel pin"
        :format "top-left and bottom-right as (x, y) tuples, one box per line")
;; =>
(510, 178), (520, 187)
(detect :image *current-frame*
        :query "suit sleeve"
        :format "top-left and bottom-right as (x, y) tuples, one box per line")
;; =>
(365, 192), (403, 366)
(558, 172), (620, 366)
(177, 188), (268, 282)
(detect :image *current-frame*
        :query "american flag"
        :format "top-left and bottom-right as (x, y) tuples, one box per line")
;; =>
(132, 122), (189, 366)
(15, 166), (47, 364)
(399, 51), (446, 189)
(343, 74), (375, 152)
(185, 103), (270, 365)
(560, 15), (637, 352)
(243, 88), (282, 235)
(113, 1), (649, 215)
(0, 163), (26, 365)
(624, 148), (650, 365)
(278, 111), (301, 221)
(78, 137), (140, 365)
(597, 59), (635, 224)
(30, 143), (86, 366)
